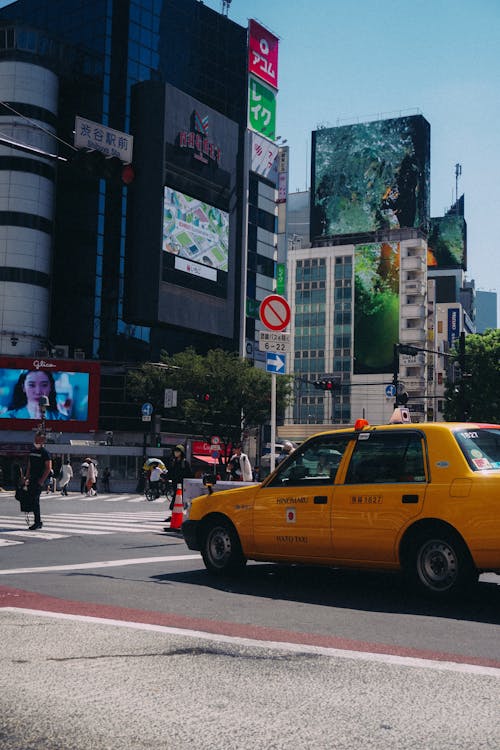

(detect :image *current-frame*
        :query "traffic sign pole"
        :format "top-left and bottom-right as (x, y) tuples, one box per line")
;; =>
(270, 372), (276, 474)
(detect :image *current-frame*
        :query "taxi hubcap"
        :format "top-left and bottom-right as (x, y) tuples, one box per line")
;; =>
(418, 540), (458, 590)
(208, 527), (231, 566)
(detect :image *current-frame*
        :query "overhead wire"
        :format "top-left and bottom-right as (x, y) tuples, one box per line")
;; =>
(0, 99), (77, 153)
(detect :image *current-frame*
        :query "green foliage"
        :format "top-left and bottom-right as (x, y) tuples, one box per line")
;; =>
(126, 348), (293, 452)
(443, 329), (500, 421)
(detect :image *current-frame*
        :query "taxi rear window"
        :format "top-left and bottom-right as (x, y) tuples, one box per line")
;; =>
(454, 428), (500, 471)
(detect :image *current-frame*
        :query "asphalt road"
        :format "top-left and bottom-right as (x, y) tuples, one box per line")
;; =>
(0, 492), (499, 749)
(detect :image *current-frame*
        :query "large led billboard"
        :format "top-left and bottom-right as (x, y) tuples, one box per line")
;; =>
(311, 115), (430, 239)
(0, 357), (100, 432)
(427, 215), (466, 269)
(354, 242), (400, 374)
(162, 188), (229, 280)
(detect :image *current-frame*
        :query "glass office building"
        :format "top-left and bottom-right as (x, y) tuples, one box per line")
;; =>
(0, 0), (248, 361)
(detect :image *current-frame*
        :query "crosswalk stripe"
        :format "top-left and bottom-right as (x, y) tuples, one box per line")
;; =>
(3, 530), (69, 540)
(0, 539), (23, 546)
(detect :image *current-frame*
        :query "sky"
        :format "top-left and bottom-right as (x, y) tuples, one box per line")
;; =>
(1, 0), (499, 315)
(206, 0), (500, 314)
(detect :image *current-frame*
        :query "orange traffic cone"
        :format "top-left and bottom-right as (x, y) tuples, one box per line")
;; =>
(170, 483), (184, 531)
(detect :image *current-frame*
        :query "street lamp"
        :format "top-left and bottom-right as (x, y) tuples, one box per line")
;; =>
(38, 395), (50, 434)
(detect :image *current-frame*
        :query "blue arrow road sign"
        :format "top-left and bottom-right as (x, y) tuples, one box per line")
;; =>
(141, 402), (154, 416)
(266, 352), (286, 374)
(385, 384), (396, 398)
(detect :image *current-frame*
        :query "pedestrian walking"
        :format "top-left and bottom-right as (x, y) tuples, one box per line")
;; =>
(80, 461), (89, 493)
(163, 445), (192, 527)
(24, 431), (52, 530)
(227, 444), (253, 482)
(59, 459), (73, 496)
(85, 459), (97, 496)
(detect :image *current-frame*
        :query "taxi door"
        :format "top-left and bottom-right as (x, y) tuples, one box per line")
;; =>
(332, 430), (428, 563)
(251, 434), (354, 560)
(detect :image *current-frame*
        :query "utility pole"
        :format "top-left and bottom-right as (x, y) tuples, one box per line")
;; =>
(458, 331), (468, 420)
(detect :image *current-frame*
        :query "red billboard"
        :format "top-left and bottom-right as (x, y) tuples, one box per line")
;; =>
(248, 19), (279, 89)
(0, 356), (100, 432)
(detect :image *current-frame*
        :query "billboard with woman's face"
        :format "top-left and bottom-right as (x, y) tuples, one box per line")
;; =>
(0, 357), (100, 431)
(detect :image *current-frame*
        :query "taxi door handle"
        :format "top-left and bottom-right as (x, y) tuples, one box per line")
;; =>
(314, 496), (328, 504)
(402, 494), (419, 504)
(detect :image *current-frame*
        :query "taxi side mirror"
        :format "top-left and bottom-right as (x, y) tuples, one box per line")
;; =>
(203, 472), (217, 487)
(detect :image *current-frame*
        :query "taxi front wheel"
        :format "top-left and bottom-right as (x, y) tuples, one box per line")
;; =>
(201, 518), (246, 575)
(409, 530), (478, 596)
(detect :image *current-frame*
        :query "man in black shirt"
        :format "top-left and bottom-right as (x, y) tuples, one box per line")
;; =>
(25, 431), (52, 530)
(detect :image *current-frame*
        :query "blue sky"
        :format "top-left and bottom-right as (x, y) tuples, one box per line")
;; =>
(209, 0), (499, 311)
(2, 0), (499, 312)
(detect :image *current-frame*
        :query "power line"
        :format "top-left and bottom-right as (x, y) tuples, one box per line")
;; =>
(0, 100), (77, 153)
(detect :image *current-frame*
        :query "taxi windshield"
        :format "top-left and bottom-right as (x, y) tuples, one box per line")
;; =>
(454, 427), (500, 471)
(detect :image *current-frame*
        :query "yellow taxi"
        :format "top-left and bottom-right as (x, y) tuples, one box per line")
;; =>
(182, 421), (500, 596)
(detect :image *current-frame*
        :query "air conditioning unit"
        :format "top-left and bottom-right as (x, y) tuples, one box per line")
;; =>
(54, 345), (69, 358)
(74, 349), (85, 360)
(34, 348), (49, 357)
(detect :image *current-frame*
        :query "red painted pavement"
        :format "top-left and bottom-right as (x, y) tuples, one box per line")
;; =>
(1, 584), (499, 669)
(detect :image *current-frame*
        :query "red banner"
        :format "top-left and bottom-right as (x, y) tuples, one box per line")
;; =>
(249, 19), (279, 89)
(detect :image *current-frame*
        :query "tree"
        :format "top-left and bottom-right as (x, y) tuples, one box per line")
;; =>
(126, 348), (293, 459)
(443, 329), (500, 422)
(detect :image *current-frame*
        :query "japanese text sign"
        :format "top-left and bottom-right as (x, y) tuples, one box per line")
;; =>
(248, 76), (276, 140)
(74, 116), (133, 163)
(249, 19), (279, 89)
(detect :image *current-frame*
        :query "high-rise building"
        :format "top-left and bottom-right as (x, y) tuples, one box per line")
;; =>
(475, 290), (498, 332)
(0, 0), (252, 362)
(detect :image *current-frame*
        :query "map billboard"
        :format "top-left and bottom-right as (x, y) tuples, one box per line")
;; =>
(311, 115), (430, 239)
(354, 242), (400, 375)
(163, 187), (229, 276)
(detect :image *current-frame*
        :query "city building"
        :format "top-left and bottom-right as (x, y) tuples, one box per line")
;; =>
(475, 290), (498, 332)
(0, 0), (282, 474)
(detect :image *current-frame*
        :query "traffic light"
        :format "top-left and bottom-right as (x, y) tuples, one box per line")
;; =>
(155, 434), (162, 448)
(313, 379), (341, 392)
(194, 392), (211, 403)
(71, 148), (135, 185)
(398, 345), (420, 356)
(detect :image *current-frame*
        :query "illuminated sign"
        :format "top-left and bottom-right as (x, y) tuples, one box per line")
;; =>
(251, 132), (278, 181)
(248, 76), (276, 139)
(248, 19), (279, 89)
(178, 110), (222, 166)
(447, 307), (460, 346)
(163, 187), (229, 273)
(354, 242), (400, 375)
(312, 115), (430, 238)
(0, 356), (100, 432)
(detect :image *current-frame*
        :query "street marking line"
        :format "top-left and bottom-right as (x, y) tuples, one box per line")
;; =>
(2, 606), (498, 678)
(0, 539), (23, 546)
(0, 554), (200, 575)
(2, 531), (68, 540)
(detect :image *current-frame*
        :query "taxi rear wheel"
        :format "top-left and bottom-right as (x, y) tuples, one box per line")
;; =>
(409, 530), (477, 596)
(201, 518), (246, 575)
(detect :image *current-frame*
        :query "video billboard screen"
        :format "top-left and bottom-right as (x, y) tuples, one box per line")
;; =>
(311, 115), (430, 239)
(354, 242), (400, 375)
(0, 357), (100, 432)
(427, 215), (466, 269)
(163, 187), (229, 278)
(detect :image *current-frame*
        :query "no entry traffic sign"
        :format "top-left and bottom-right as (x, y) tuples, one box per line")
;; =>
(259, 294), (291, 331)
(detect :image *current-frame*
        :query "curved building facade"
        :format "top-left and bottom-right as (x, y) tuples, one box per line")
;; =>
(0, 55), (58, 355)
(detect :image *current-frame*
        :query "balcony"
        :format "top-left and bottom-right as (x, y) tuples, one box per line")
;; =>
(400, 327), (426, 343)
(404, 279), (426, 295)
(401, 303), (426, 319)
(401, 255), (426, 272)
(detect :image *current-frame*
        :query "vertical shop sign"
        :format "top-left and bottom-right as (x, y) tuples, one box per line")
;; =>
(248, 76), (276, 139)
(248, 20), (279, 89)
